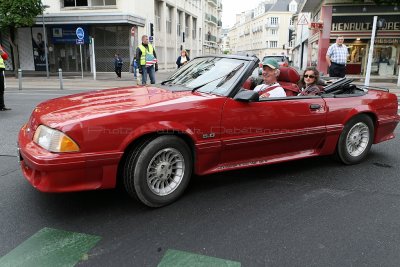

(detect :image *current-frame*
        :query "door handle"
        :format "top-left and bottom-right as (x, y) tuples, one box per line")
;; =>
(309, 104), (321, 110)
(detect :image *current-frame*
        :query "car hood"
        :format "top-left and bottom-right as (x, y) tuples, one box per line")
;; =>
(33, 86), (197, 127)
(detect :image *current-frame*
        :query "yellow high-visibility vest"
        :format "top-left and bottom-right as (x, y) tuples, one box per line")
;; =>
(139, 44), (154, 65)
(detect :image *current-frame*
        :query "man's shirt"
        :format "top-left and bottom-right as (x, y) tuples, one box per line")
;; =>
(326, 43), (348, 65)
(254, 82), (286, 98)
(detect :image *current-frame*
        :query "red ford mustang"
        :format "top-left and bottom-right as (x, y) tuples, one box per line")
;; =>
(18, 55), (400, 207)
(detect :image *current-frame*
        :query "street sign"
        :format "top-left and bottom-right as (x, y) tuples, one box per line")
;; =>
(310, 22), (323, 30)
(149, 36), (154, 43)
(76, 27), (85, 40)
(297, 14), (309, 25)
(76, 39), (84, 45)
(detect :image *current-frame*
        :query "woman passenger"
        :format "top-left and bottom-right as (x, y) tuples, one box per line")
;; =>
(298, 67), (322, 96)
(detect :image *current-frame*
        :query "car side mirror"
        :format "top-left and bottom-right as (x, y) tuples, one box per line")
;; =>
(234, 89), (259, 102)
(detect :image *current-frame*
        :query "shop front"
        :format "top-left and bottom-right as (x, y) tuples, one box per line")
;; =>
(330, 13), (400, 76)
(302, 2), (400, 77)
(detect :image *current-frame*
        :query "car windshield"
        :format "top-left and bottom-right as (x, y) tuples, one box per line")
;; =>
(263, 56), (286, 62)
(161, 57), (249, 95)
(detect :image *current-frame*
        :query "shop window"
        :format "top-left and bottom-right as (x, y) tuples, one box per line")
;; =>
(348, 45), (365, 64)
(372, 46), (395, 76)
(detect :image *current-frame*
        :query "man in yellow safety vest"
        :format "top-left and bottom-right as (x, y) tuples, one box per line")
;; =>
(135, 35), (158, 85)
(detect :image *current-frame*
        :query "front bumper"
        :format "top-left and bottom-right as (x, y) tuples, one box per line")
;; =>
(18, 125), (123, 193)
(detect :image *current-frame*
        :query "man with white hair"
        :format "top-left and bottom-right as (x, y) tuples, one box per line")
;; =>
(254, 58), (286, 98)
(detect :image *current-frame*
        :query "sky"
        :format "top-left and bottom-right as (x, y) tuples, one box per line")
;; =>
(221, 0), (262, 28)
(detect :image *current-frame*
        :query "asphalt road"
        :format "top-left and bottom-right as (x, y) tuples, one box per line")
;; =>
(1, 89), (400, 266)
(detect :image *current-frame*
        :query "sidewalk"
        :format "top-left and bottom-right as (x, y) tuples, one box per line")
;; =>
(3, 71), (175, 91)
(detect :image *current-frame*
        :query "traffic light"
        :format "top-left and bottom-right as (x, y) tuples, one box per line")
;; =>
(150, 23), (154, 37)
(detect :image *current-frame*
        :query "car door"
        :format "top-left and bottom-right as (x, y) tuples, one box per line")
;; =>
(219, 96), (327, 164)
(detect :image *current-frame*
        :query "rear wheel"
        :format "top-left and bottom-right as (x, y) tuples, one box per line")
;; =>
(123, 136), (192, 207)
(336, 114), (374, 165)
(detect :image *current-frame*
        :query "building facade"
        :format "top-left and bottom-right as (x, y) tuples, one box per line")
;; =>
(227, 0), (298, 60)
(0, 0), (222, 72)
(299, 0), (400, 77)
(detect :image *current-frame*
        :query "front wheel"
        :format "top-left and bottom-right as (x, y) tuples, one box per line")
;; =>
(123, 136), (192, 207)
(336, 114), (374, 165)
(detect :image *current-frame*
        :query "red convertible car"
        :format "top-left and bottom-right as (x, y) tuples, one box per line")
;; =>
(18, 55), (399, 207)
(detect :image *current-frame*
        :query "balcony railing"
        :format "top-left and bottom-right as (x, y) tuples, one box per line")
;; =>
(265, 22), (279, 28)
(210, 15), (218, 24)
(205, 33), (217, 43)
(205, 13), (217, 25)
(208, 0), (217, 7)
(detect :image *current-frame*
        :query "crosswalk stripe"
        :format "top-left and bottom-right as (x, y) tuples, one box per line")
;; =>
(0, 227), (101, 267)
(158, 249), (241, 267)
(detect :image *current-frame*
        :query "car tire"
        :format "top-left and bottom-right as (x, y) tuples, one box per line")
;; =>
(336, 114), (374, 165)
(123, 136), (192, 207)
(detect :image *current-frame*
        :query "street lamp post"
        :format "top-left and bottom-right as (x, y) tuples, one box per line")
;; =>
(42, 5), (50, 78)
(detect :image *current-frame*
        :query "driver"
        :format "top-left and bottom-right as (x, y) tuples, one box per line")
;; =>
(254, 58), (286, 98)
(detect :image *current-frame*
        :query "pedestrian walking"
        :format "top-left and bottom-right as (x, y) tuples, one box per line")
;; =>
(131, 56), (138, 79)
(176, 50), (190, 68)
(0, 45), (11, 111)
(114, 54), (123, 78)
(136, 35), (158, 85)
(326, 36), (349, 78)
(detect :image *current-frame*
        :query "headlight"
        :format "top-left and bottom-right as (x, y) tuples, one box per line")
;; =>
(33, 125), (80, 152)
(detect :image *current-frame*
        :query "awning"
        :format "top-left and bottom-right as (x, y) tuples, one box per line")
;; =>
(300, 0), (323, 13)
(35, 12), (146, 27)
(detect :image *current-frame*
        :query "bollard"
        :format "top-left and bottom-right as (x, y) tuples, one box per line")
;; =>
(18, 69), (22, 90)
(58, 68), (63, 90)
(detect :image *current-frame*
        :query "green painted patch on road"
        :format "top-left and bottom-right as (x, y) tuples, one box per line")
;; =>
(0, 227), (101, 267)
(158, 249), (241, 267)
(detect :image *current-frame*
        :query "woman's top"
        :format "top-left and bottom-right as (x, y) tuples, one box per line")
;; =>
(298, 84), (322, 96)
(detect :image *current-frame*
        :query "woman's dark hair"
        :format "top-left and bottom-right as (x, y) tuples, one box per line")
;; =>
(298, 66), (320, 89)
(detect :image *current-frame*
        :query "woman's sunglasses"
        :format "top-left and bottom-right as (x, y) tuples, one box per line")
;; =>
(304, 74), (315, 78)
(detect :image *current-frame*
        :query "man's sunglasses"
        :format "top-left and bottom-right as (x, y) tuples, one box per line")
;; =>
(304, 75), (315, 78)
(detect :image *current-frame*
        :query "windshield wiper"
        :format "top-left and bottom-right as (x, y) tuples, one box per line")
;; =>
(191, 62), (245, 92)
(160, 78), (175, 85)
(216, 63), (244, 87)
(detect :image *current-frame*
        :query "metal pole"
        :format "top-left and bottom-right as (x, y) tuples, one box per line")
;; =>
(58, 68), (63, 90)
(365, 16), (377, 87)
(300, 24), (303, 70)
(92, 37), (96, 80)
(42, 12), (49, 78)
(80, 44), (83, 80)
(18, 69), (22, 90)
(397, 66), (400, 87)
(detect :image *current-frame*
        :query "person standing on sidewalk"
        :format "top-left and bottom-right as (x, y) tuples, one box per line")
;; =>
(0, 45), (11, 111)
(326, 36), (349, 78)
(176, 50), (190, 68)
(136, 35), (158, 85)
(131, 56), (138, 80)
(114, 54), (123, 78)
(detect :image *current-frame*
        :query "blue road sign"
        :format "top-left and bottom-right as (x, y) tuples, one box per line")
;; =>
(149, 36), (154, 43)
(76, 39), (84, 45)
(76, 27), (84, 40)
